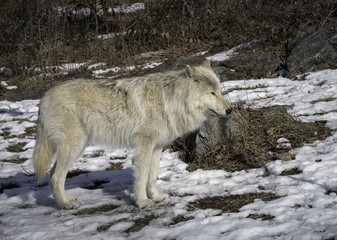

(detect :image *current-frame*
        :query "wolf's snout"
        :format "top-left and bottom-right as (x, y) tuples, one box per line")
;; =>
(226, 108), (232, 115)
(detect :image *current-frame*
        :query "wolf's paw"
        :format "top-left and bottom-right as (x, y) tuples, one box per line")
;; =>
(151, 193), (170, 203)
(137, 198), (155, 208)
(62, 195), (81, 209)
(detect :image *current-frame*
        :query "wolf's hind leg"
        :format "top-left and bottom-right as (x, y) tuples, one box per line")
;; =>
(49, 133), (87, 209)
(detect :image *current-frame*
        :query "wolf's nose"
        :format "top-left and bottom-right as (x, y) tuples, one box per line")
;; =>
(226, 108), (232, 115)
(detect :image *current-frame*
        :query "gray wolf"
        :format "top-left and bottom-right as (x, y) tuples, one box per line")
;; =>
(33, 60), (232, 209)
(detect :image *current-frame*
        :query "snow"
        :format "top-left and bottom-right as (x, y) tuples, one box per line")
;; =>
(56, 2), (144, 20)
(92, 62), (162, 78)
(1, 65), (337, 239)
(206, 40), (257, 61)
(97, 31), (135, 40)
(1, 81), (17, 90)
(111, 3), (145, 13)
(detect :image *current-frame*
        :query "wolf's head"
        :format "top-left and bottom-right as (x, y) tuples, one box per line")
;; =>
(186, 60), (232, 117)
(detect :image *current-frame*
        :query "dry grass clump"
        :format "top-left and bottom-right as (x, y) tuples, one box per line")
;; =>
(186, 104), (332, 172)
(187, 192), (280, 213)
(73, 204), (119, 216)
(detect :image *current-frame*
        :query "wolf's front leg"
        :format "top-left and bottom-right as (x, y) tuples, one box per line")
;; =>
(133, 145), (155, 208)
(146, 147), (169, 203)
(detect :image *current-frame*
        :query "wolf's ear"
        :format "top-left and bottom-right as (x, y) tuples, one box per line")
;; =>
(186, 65), (200, 83)
(186, 65), (195, 78)
(202, 60), (211, 68)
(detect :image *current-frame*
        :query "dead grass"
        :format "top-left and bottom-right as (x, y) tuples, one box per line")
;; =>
(185, 104), (332, 172)
(170, 215), (194, 225)
(83, 150), (104, 158)
(0, 128), (11, 139)
(23, 126), (36, 136)
(247, 213), (275, 221)
(97, 218), (128, 232)
(125, 214), (156, 233)
(310, 97), (337, 104)
(188, 193), (280, 213)
(73, 204), (119, 216)
(280, 168), (303, 176)
(105, 162), (123, 171)
(5, 142), (27, 152)
(0, 122), (36, 140)
(66, 169), (91, 178)
(0, 158), (28, 164)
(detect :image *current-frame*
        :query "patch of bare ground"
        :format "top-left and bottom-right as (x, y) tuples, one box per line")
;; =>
(0, 158), (28, 164)
(170, 215), (194, 225)
(105, 162), (123, 171)
(187, 193), (280, 213)
(73, 204), (119, 216)
(247, 213), (275, 221)
(97, 218), (128, 232)
(280, 168), (303, 176)
(125, 214), (157, 233)
(5, 142), (28, 152)
(66, 169), (91, 178)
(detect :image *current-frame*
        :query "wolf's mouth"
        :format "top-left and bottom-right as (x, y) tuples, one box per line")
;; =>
(209, 108), (232, 117)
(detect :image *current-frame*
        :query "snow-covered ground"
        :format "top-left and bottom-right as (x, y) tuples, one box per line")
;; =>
(1, 66), (337, 239)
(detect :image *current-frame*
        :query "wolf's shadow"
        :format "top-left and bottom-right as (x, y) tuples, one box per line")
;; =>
(0, 168), (135, 209)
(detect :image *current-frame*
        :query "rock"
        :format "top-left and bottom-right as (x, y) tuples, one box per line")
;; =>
(211, 66), (228, 81)
(63, 72), (95, 81)
(218, 52), (282, 78)
(276, 152), (293, 161)
(182, 110), (245, 162)
(195, 115), (244, 154)
(146, 57), (206, 74)
(286, 31), (337, 76)
(145, 57), (229, 82)
(146, 52), (283, 81)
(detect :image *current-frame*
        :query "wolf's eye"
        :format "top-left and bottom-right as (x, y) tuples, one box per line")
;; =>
(210, 91), (216, 96)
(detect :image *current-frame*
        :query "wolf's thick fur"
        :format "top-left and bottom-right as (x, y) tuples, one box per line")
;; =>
(33, 60), (231, 209)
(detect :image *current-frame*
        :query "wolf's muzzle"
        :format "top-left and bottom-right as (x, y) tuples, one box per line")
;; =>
(226, 108), (232, 115)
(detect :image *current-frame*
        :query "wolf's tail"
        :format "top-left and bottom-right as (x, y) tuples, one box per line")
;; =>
(33, 122), (53, 182)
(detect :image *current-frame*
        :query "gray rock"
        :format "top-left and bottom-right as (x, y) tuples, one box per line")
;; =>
(276, 152), (293, 161)
(218, 52), (282, 77)
(195, 115), (244, 154)
(211, 66), (228, 81)
(146, 57), (206, 74)
(146, 56), (229, 82)
(286, 31), (337, 76)
(182, 110), (245, 162)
